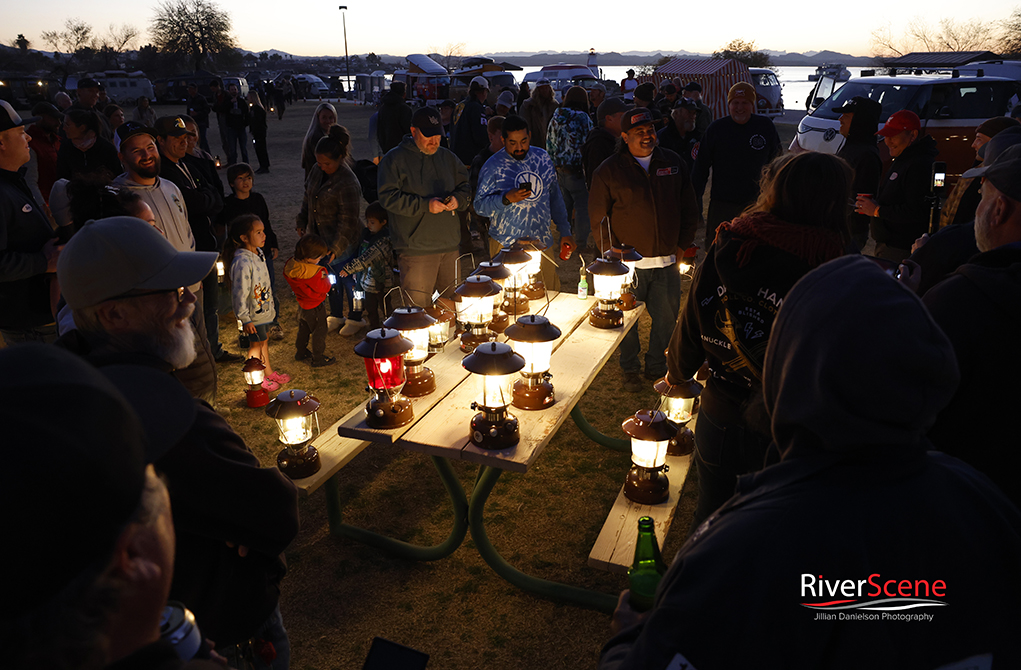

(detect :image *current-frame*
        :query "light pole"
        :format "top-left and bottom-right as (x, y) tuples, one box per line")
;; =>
(338, 5), (351, 99)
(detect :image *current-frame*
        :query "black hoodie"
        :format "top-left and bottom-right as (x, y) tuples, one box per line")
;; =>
(836, 100), (882, 240)
(872, 134), (939, 249)
(376, 90), (412, 155)
(600, 256), (1021, 670)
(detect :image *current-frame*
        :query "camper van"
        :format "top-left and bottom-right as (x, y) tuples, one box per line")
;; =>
(748, 68), (784, 117)
(522, 63), (597, 93)
(79, 71), (154, 105)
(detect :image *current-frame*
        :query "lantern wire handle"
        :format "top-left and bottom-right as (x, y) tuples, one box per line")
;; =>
(454, 252), (476, 285)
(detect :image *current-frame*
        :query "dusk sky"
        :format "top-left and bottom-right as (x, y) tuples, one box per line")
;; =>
(6, 0), (1018, 59)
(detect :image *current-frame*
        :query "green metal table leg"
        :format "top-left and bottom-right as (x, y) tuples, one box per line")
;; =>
(570, 405), (630, 452)
(329, 455), (469, 562)
(468, 465), (618, 614)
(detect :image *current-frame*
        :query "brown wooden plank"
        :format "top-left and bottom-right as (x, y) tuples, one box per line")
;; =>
(287, 428), (372, 497)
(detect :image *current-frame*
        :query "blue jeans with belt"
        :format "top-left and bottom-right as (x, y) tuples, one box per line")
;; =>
(619, 265), (680, 378)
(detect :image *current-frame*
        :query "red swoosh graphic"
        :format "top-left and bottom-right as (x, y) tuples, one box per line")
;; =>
(801, 600), (857, 607)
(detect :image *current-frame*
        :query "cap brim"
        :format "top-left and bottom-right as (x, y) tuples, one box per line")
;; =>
(962, 164), (989, 179)
(100, 365), (196, 463)
(16, 115), (41, 127)
(137, 250), (219, 291)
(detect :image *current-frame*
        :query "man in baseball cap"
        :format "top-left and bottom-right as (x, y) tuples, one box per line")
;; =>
(682, 80), (712, 137)
(0, 99), (62, 345)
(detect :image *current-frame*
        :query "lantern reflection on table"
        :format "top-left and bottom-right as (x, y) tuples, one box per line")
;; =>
(586, 257), (630, 328)
(516, 237), (546, 300)
(622, 409), (674, 504)
(606, 244), (642, 310)
(472, 260), (513, 333)
(384, 306), (437, 397)
(455, 275), (500, 353)
(353, 328), (415, 428)
(492, 245), (531, 316)
(266, 389), (322, 479)
(505, 314), (561, 410)
(462, 341), (526, 450)
(242, 357), (269, 408)
(654, 376), (703, 456)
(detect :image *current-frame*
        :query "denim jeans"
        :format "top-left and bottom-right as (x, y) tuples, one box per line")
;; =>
(619, 266), (680, 377)
(556, 167), (590, 247)
(226, 125), (249, 165)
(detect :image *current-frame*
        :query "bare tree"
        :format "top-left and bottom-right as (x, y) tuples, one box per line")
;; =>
(870, 22), (905, 58)
(150, 0), (235, 71)
(1000, 7), (1021, 56)
(41, 18), (95, 86)
(873, 15), (996, 59)
(427, 42), (466, 71)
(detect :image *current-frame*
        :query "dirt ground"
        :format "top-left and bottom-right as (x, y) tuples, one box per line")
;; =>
(158, 100), (798, 669)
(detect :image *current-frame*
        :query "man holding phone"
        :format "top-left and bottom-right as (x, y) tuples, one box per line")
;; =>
(474, 114), (573, 288)
(855, 110), (939, 262)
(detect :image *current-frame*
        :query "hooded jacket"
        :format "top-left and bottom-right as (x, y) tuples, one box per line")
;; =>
(377, 135), (469, 256)
(668, 213), (844, 422)
(113, 173), (196, 256)
(836, 100), (883, 237)
(283, 257), (331, 310)
(601, 256), (1021, 670)
(230, 247), (276, 326)
(872, 134), (939, 249)
(341, 225), (395, 293)
(922, 244), (1021, 507)
(376, 90), (413, 155)
(452, 96), (489, 165)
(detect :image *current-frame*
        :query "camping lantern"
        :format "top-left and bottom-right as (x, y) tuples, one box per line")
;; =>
(266, 389), (322, 479)
(516, 237), (547, 300)
(654, 376), (703, 456)
(242, 357), (269, 408)
(472, 260), (513, 333)
(384, 306), (437, 397)
(455, 275), (500, 353)
(462, 341), (526, 450)
(426, 303), (456, 353)
(606, 244), (642, 310)
(679, 244), (699, 276)
(586, 257), (630, 328)
(493, 245), (531, 316)
(216, 259), (226, 284)
(622, 409), (674, 504)
(214, 155), (222, 169)
(353, 328), (415, 428)
(505, 314), (561, 410)
(352, 289), (365, 313)
(236, 318), (250, 350)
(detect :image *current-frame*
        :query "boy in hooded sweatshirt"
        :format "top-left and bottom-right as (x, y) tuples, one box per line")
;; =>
(337, 201), (394, 332)
(283, 234), (336, 367)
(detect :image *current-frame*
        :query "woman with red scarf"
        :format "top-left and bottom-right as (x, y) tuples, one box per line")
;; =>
(667, 152), (853, 530)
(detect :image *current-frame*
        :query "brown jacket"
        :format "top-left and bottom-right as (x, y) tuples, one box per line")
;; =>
(588, 146), (699, 258)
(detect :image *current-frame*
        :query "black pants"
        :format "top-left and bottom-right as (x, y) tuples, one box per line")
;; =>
(296, 303), (327, 359)
(253, 130), (269, 170)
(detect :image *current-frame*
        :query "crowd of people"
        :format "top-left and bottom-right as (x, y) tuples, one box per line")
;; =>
(2, 64), (1021, 669)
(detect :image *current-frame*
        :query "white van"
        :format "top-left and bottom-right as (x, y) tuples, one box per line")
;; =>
(748, 68), (784, 117)
(292, 74), (330, 97)
(83, 71), (155, 105)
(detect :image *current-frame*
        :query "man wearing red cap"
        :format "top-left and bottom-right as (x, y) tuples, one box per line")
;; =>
(856, 110), (939, 262)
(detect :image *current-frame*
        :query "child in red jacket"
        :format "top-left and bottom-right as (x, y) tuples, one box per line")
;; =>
(283, 234), (336, 367)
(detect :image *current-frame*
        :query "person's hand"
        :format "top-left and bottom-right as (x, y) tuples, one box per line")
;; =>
(610, 590), (649, 635)
(42, 238), (64, 273)
(855, 195), (879, 217)
(226, 541), (249, 557)
(338, 269), (348, 278)
(897, 259), (922, 294)
(505, 186), (531, 204)
(911, 233), (929, 254)
(271, 248), (279, 260)
(428, 198), (447, 214)
(444, 196), (459, 211)
(243, 323), (256, 335)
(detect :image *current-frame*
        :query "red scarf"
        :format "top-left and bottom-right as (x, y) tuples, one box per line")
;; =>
(717, 211), (844, 269)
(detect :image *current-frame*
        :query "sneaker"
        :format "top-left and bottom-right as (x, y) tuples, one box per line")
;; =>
(311, 355), (336, 368)
(339, 318), (368, 337)
(214, 350), (243, 363)
(255, 167), (270, 174)
(623, 372), (643, 393)
(269, 325), (285, 341)
(261, 379), (280, 392)
(327, 316), (345, 333)
(268, 371), (291, 384)
(295, 348), (312, 361)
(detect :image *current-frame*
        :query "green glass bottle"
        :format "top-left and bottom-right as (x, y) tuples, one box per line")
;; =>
(628, 516), (668, 611)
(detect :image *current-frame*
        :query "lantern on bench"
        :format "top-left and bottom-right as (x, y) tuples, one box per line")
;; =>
(654, 376), (703, 456)
(472, 260), (513, 333)
(586, 256), (630, 328)
(426, 303), (456, 353)
(384, 306), (437, 397)
(623, 409), (673, 504)
(505, 314), (561, 410)
(516, 237), (546, 300)
(455, 274), (500, 353)
(462, 341), (526, 450)
(266, 389), (322, 479)
(354, 328), (415, 428)
(493, 245), (531, 316)
(606, 244), (642, 311)
(242, 357), (269, 408)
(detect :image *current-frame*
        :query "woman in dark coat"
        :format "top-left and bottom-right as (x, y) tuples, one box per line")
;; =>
(56, 109), (121, 181)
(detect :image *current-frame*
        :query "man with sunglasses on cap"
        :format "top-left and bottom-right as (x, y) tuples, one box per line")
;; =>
(56, 216), (300, 668)
(0, 100), (62, 345)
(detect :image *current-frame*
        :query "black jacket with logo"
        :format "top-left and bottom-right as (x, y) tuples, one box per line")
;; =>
(871, 134), (939, 250)
(0, 168), (55, 329)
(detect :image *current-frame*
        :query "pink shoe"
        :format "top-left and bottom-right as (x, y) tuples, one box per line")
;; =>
(261, 379), (280, 392)
(268, 371), (291, 384)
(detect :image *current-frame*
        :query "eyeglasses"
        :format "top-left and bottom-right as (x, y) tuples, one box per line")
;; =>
(109, 287), (186, 303)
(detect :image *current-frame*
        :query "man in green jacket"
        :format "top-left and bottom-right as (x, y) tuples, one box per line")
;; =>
(377, 107), (470, 307)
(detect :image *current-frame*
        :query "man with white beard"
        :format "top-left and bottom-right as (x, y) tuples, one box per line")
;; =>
(55, 216), (300, 665)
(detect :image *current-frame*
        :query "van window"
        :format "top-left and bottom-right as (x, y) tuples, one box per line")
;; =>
(753, 73), (779, 87)
(813, 82), (921, 121)
(921, 82), (1020, 119)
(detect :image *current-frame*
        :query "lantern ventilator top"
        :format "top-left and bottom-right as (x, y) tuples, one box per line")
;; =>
(653, 377), (704, 399)
(462, 341), (526, 376)
(384, 305), (437, 331)
(606, 244), (642, 264)
(265, 389), (321, 420)
(622, 409), (676, 442)
(354, 327), (415, 359)
(472, 260), (513, 283)
(586, 256), (630, 279)
(504, 314), (562, 344)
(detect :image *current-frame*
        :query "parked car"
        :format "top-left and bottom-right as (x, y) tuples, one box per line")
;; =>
(791, 74), (1021, 181)
(749, 68), (784, 118)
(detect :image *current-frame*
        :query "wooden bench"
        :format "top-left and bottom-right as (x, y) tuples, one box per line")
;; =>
(587, 416), (697, 574)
